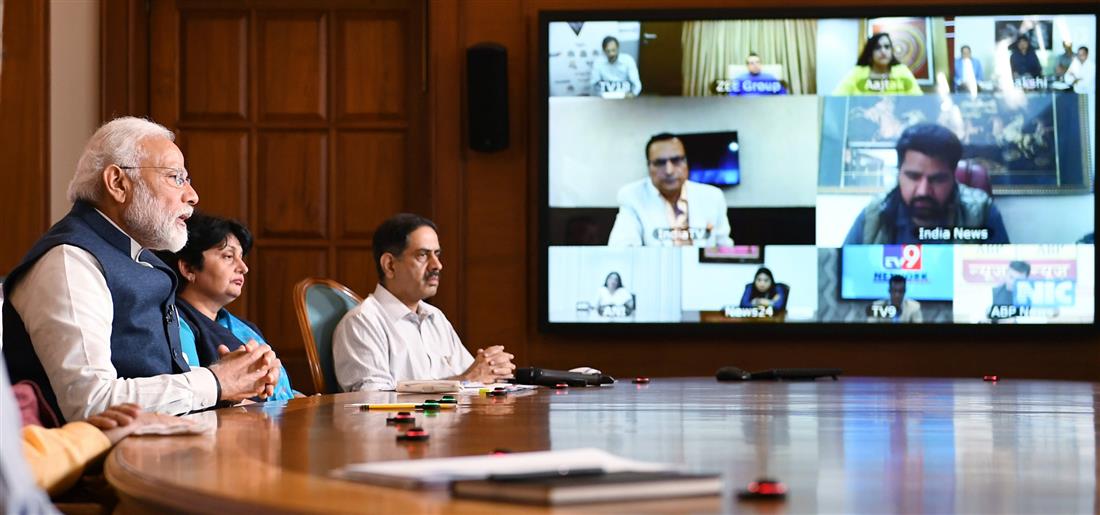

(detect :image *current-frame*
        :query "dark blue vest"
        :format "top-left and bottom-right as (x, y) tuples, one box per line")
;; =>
(3, 201), (188, 422)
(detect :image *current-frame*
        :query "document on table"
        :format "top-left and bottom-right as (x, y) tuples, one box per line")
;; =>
(333, 448), (673, 489)
(458, 382), (537, 393)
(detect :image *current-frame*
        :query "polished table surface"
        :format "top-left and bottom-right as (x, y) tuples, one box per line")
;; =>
(106, 378), (1100, 514)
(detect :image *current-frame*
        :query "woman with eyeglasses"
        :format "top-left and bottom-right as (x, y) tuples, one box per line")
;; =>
(156, 212), (301, 401)
(833, 33), (922, 95)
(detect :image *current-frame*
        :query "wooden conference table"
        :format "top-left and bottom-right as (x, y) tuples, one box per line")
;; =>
(106, 377), (1099, 513)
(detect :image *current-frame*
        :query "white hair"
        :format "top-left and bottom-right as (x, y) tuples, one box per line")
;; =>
(67, 116), (175, 203)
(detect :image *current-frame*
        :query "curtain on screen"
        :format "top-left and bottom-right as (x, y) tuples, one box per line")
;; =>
(681, 19), (817, 96)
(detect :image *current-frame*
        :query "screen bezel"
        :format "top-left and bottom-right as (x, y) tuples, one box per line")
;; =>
(537, 5), (1099, 338)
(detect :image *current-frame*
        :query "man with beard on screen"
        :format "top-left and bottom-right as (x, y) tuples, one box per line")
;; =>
(843, 123), (1010, 245)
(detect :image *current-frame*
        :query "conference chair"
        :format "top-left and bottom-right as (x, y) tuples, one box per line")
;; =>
(956, 159), (993, 196)
(293, 278), (363, 394)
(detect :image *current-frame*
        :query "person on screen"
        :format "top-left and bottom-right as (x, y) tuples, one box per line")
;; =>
(738, 267), (787, 311)
(843, 123), (1009, 245)
(590, 36), (642, 98)
(1009, 35), (1042, 79)
(596, 272), (635, 317)
(833, 33), (922, 96)
(607, 133), (733, 247)
(868, 275), (923, 323)
(728, 52), (786, 96)
(954, 45), (984, 91)
(1055, 41), (1076, 81)
(991, 260), (1031, 308)
(333, 214), (516, 391)
(1065, 47), (1094, 95)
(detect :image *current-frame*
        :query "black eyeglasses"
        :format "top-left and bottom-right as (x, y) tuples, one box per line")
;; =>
(118, 166), (192, 188)
(648, 155), (686, 168)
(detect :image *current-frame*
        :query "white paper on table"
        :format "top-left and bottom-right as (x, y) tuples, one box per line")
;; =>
(396, 380), (463, 393)
(333, 448), (673, 489)
(131, 412), (217, 436)
(458, 382), (537, 394)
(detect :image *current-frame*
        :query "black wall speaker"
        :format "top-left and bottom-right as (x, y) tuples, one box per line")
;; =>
(466, 43), (509, 153)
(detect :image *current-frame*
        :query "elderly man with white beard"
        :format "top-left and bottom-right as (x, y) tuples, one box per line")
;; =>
(2, 117), (282, 422)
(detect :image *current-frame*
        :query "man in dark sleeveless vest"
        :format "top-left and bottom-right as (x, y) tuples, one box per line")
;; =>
(3, 117), (281, 423)
(843, 123), (1010, 245)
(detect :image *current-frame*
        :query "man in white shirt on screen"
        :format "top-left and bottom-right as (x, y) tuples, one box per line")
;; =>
(590, 36), (642, 98)
(1065, 46), (1094, 95)
(607, 133), (733, 247)
(333, 214), (516, 392)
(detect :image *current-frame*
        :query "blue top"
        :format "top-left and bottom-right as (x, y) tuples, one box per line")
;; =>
(727, 72), (786, 95)
(953, 57), (984, 87)
(178, 310), (299, 401)
(179, 319), (201, 369)
(738, 283), (788, 311)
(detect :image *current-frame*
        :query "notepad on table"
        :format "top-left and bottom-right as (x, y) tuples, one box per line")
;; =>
(452, 470), (722, 505)
(332, 448), (685, 490)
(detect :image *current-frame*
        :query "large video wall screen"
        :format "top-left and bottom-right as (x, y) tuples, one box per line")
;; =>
(541, 10), (1096, 328)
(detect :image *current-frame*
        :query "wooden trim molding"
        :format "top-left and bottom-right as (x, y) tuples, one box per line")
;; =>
(0, 0), (49, 275)
(100, 0), (149, 121)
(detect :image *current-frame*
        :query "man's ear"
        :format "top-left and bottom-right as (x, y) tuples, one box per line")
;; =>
(103, 165), (132, 204)
(379, 253), (396, 280)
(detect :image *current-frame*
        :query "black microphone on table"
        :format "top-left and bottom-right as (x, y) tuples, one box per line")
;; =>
(512, 367), (616, 387)
(716, 366), (841, 382)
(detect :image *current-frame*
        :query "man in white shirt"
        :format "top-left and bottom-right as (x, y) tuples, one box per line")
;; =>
(590, 36), (642, 98)
(1065, 46), (1094, 95)
(607, 133), (734, 247)
(2, 117), (280, 422)
(333, 214), (516, 392)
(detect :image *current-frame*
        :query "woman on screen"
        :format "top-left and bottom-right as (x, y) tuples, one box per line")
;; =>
(596, 271), (635, 317)
(833, 33), (922, 96)
(739, 267), (788, 311)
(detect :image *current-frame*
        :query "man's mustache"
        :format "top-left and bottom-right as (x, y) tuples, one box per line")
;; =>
(909, 196), (943, 209)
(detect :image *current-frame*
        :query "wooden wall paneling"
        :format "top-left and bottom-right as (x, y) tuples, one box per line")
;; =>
(122, 1), (429, 395)
(149, 2), (181, 126)
(334, 12), (408, 121)
(334, 131), (405, 239)
(257, 11), (326, 122)
(253, 247), (328, 393)
(335, 248), (376, 301)
(177, 130), (248, 221)
(257, 130), (328, 239)
(100, 0), (149, 120)
(180, 11), (248, 121)
(425, 0), (464, 328)
(0, 0), (49, 276)
(456, 0), (530, 362)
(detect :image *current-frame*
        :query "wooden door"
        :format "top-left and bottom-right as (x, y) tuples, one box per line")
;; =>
(149, 0), (427, 393)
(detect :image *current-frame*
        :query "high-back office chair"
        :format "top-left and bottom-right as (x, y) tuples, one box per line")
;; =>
(293, 278), (363, 394)
(955, 159), (993, 196)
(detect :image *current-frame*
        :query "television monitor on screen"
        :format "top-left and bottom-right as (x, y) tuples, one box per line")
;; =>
(680, 131), (742, 186)
(540, 7), (1097, 334)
